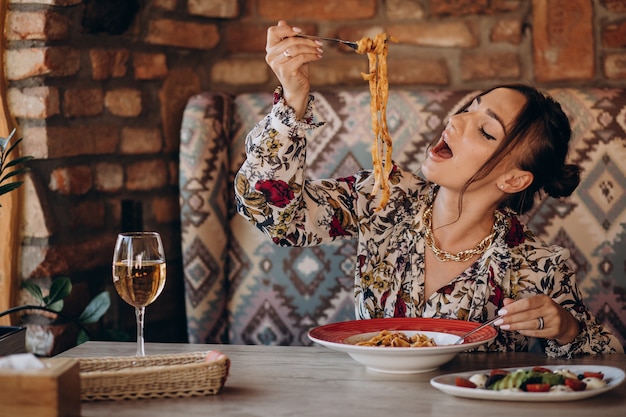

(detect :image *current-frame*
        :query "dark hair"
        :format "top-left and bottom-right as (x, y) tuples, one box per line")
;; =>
(431, 84), (580, 215)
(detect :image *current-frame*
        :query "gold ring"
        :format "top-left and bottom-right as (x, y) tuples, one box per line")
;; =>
(537, 316), (544, 330)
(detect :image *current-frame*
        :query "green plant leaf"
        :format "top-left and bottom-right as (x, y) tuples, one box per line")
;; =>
(0, 181), (23, 197)
(78, 291), (111, 324)
(0, 130), (16, 152)
(1, 134), (21, 157)
(45, 277), (72, 306)
(5, 155), (33, 168)
(21, 281), (44, 304)
(1, 167), (29, 183)
(47, 299), (64, 312)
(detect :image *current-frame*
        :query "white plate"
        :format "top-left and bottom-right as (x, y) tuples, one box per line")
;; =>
(430, 365), (625, 401)
(308, 318), (497, 374)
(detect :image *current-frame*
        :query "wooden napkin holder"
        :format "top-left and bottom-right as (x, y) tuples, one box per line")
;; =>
(0, 357), (80, 417)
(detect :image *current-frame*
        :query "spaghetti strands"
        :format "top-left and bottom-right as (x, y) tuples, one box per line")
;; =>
(356, 33), (397, 211)
(356, 330), (437, 347)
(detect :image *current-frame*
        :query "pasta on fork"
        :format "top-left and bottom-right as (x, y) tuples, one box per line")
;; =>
(355, 33), (398, 211)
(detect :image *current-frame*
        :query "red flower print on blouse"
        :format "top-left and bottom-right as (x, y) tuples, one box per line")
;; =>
(505, 215), (525, 247)
(329, 216), (349, 237)
(487, 267), (504, 307)
(381, 290), (408, 317)
(438, 284), (455, 295)
(255, 179), (294, 208)
(394, 296), (407, 317)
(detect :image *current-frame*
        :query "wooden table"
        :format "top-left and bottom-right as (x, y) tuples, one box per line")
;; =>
(59, 341), (626, 417)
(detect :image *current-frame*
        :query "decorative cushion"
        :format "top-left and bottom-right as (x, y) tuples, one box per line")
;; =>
(180, 88), (626, 347)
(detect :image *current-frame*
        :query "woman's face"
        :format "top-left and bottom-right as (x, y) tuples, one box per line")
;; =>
(421, 87), (527, 191)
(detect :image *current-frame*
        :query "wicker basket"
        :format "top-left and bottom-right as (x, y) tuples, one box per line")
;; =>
(78, 351), (230, 401)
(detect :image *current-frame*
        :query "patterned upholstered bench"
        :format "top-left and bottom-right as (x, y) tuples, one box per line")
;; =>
(179, 88), (626, 347)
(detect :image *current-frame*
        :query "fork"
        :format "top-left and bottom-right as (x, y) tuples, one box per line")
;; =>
(295, 34), (358, 50)
(453, 315), (502, 345)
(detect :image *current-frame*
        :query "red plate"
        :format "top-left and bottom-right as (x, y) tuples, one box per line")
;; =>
(308, 318), (497, 373)
(309, 317), (497, 346)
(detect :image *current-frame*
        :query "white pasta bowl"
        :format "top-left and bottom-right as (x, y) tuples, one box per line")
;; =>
(308, 318), (497, 374)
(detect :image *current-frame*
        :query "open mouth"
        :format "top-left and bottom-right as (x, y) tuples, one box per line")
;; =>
(432, 136), (453, 159)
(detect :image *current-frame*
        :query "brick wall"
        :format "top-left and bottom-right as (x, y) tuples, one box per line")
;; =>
(4, 0), (626, 342)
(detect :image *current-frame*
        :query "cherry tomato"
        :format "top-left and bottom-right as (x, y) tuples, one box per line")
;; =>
(565, 378), (587, 391)
(455, 377), (477, 388)
(532, 366), (553, 373)
(489, 368), (509, 376)
(525, 383), (551, 392)
(582, 371), (604, 380)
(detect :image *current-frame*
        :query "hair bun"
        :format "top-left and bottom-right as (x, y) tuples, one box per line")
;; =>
(544, 163), (580, 198)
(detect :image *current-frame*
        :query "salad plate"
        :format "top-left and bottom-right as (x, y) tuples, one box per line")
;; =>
(308, 318), (497, 374)
(430, 365), (625, 401)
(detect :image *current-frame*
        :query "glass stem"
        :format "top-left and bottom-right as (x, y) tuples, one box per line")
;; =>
(135, 306), (146, 356)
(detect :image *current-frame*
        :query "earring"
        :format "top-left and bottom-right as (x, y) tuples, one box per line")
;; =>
(499, 184), (504, 190)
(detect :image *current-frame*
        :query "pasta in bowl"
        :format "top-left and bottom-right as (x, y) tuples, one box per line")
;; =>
(308, 318), (497, 374)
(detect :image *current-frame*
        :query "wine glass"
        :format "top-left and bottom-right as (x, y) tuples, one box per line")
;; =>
(112, 231), (166, 356)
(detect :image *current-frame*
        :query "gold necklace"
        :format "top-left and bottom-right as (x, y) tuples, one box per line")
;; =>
(422, 205), (496, 262)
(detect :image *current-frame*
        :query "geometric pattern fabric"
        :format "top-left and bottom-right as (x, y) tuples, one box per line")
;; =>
(180, 88), (626, 347)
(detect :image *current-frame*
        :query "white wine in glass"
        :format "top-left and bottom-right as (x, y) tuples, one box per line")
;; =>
(112, 231), (166, 356)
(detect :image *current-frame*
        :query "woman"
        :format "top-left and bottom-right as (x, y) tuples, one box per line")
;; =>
(234, 21), (624, 357)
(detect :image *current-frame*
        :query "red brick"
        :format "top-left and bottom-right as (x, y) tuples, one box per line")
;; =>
(211, 59), (270, 85)
(490, 18), (523, 44)
(224, 23), (278, 53)
(152, 196), (179, 223)
(387, 22), (478, 48)
(146, 19), (220, 50)
(133, 52), (168, 80)
(6, 47), (80, 80)
(430, 0), (520, 15)
(153, 0), (177, 10)
(310, 59), (368, 86)
(22, 235), (116, 280)
(7, 86), (60, 119)
(89, 49), (129, 80)
(258, 0), (376, 20)
(532, 0), (594, 82)
(388, 58), (449, 85)
(120, 127), (163, 154)
(49, 165), (93, 195)
(10, 0), (82, 5)
(21, 126), (120, 159)
(188, 0), (239, 17)
(461, 52), (520, 80)
(6, 10), (69, 41)
(70, 200), (105, 229)
(603, 20), (626, 48)
(385, 0), (425, 20)
(104, 88), (142, 117)
(94, 162), (124, 192)
(63, 88), (104, 117)
(126, 160), (168, 191)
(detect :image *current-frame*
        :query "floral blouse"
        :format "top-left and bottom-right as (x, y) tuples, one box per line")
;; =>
(234, 87), (624, 358)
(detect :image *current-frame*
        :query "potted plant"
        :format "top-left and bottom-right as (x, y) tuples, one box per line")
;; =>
(0, 277), (111, 356)
(0, 128), (32, 355)
(2, 129), (111, 355)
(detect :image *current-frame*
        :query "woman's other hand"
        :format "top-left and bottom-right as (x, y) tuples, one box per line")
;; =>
(494, 296), (581, 345)
(266, 20), (323, 118)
